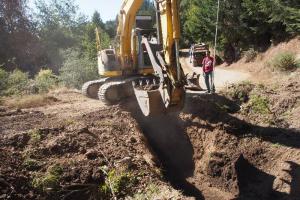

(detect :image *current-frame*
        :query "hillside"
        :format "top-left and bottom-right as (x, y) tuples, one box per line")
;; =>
(1, 38), (300, 199)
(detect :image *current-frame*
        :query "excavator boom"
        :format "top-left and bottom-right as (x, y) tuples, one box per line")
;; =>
(82, 0), (186, 116)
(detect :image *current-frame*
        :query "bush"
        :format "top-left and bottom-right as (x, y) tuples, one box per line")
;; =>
(224, 81), (255, 104)
(59, 48), (98, 89)
(35, 69), (58, 93)
(249, 95), (270, 114)
(6, 69), (30, 95)
(244, 48), (257, 63)
(271, 52), (299, 71)
(0, 68), (9, 95)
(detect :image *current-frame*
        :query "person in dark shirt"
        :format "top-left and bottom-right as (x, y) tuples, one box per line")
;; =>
(201, 51), (215, 93)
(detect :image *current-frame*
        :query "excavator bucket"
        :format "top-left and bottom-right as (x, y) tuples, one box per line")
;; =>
(132, 79), (185, 116)
(133, 87), (166, 116)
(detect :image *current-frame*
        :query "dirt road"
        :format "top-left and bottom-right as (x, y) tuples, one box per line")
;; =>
(181, 54), (251, 90)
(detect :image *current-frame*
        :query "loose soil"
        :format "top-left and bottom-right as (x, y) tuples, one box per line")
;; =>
(1, 40), (300, 199)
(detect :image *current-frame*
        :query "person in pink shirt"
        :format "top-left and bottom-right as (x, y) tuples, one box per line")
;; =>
(201, 51), (215, 93)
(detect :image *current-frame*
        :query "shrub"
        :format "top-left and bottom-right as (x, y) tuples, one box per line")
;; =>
(59, 48), (98, 89)
(271, 52), (299, 71)
(244, 48), (257, 63)
(35, 69), (58, 93)
(224, 81), (255, 104)
(249, 95), (270, 114)
(0, 68), (9, 95)
(6, 69), (30, 95)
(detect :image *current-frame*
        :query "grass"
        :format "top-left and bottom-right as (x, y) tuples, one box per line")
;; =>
(32, 164), (63, 191)
(99, 166), (137, 198)
(2, 94), (58, 109)
(22, 158), (41, 171)
(28, 129), (42, 144)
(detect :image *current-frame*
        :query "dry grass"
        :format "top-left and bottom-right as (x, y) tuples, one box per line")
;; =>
(2, 94), (58, 109)
(223, 37), (300, 84)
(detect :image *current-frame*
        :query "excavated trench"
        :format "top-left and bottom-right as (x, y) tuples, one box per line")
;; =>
(122, 92), (300, 200)
(123, 98), (205, 199)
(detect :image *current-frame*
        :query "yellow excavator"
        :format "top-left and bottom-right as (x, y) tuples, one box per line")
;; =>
(82, 0), (186, 116)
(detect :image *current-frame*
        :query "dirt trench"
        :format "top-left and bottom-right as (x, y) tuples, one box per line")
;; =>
(122, 99), (205, 199)
(121, 91), (300, 200)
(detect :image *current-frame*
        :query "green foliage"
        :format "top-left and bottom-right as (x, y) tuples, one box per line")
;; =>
(35, 69), (58, 93)
(248, 95), (270, 114)
(271, 52), (299, 71)
(104, 20), (117, 39)
(82, 24), (111, 59)
(0, 68), (9, 95)
(244, 48), (257, 63)
(181, 0), (300, 54)
(92, 11), (105, 30)
(47, 164), (64, 177)
(99, 167), (137, 198)
(28, 129), (42, 144)
(6, 69), (30, 96)
(32, 164), (63, 191)
(23, 159), (41, 171)
(34, 0), (87, 71)
(224, 81), (255, 103)
(59, 48), (98, 89)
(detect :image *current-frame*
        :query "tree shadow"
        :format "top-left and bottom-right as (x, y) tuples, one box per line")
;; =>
(184, 93), (300, 149)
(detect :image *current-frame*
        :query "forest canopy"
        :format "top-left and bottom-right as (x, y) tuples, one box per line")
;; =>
(0, 0), (299, 75)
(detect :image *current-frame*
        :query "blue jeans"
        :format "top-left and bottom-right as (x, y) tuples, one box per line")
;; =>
(203, 71), (215, 92)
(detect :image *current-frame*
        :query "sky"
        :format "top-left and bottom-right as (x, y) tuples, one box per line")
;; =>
(28, 0), (123, 22)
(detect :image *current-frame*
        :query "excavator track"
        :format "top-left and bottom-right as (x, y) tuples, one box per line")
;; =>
(82, 78), (108, 99)
(98, 77), (140, 105)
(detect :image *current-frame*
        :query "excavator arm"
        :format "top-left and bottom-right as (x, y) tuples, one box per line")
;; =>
(118, 0), (186, 116)
(83, 0), (185, 116)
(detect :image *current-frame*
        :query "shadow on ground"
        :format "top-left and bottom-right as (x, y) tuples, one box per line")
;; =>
(184, 93), (300, 149)
(235, 155), (300, 200)
(122, 92), (300, 199)
(122, 100), (204, 199)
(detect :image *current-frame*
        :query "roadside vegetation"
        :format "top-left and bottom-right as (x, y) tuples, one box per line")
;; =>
(269, 52), (300, 71)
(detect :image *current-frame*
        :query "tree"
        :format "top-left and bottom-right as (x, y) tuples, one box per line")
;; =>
(105, 19), (117, 39)
(0, 0), (38, 72)
(92, 11), (105, 30)
(34, 0), (87, 72)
